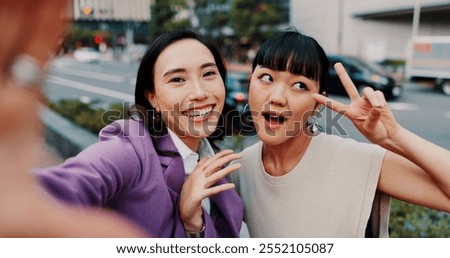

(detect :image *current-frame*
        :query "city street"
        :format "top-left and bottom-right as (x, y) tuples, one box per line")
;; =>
(44, 56), (450, 151)
(321, 83), (450, 150)
(45, 56), (138, 105)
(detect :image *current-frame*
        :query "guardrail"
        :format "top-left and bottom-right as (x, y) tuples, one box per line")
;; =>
(40, 107), (98, 159)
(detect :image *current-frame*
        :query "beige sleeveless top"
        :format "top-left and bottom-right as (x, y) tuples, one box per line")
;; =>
(230, 133), (389, 237)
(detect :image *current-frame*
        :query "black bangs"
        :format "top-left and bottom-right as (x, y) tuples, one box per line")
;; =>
(252, 31), (329, 90)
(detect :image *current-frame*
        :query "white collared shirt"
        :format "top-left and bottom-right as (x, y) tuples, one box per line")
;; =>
(167, 128), (214, 212)
(167, 128), (215, 175)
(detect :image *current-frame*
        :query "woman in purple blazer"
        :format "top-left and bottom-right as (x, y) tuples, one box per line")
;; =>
(35, 30), (243, 238)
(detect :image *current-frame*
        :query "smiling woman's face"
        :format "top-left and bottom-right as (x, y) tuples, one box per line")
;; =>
(249, 66), (320, 146)
(146, 39), (225, 150)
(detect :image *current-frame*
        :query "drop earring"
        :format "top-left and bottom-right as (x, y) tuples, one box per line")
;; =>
(306, 106), (323, 136)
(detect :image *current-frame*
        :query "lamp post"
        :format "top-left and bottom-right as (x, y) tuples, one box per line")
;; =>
(337, 0), (344, 54)
(411, 0), (421, 40)
(406, 0), (421, 80)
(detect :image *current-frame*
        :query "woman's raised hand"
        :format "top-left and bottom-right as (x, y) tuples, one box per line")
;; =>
(179, 149), (241, 232)
(312, 62), (400, 148)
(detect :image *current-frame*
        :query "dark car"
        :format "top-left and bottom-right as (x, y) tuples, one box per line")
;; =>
(226, 70), (249, 112)
(327, 55), (402, 99)
(223, 66), (255, 135)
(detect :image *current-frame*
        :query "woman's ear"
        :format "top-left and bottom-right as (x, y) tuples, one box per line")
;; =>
(144, 90), (159, 112)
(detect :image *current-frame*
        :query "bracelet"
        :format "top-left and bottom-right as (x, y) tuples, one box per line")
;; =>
(10, 54), (46, 87)
(185, 223), (205, 238)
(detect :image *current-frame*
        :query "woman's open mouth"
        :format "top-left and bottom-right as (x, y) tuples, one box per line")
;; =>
(181, 105), (214, 121)
(262, 111), (287, 130)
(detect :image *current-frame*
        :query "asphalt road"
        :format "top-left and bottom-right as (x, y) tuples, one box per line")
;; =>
(44, 56), (450, 150)
(45, 56), (138, 105)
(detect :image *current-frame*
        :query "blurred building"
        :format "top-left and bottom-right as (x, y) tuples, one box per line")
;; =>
(74, 0), (152, 21)
(291, 0), (450, 62)
(72, 0), (153, 44)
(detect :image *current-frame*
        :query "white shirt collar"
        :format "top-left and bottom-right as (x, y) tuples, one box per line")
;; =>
(167, 128), (215, 175)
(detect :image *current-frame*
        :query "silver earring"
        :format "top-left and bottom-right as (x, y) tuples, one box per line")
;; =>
(152, 110), (160, 123)
(306, 115), (321, 136)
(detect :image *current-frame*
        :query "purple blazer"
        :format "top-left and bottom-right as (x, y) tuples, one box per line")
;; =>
(35, 119), (243, 237)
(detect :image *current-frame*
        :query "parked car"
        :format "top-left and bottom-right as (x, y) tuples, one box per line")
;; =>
(73, 47), (101, 63)
(224, 65), (254, 135)
(327, 54), (402, 99)
(226, 70), (249, 112)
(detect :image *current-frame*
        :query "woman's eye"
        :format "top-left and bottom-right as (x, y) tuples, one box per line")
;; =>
(169, 77), (184, 83)
(260, 74), (272, 83)
(292, 82), (307, 91)
(203, 70), (217, 77)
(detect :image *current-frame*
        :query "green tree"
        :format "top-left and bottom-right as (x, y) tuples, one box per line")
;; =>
(69, 26), (93, 46)
(389, 199), (450, 237)
(65, 26), (110, 50)
(194, 0), (230, 54)
(195, 0), (229, 35)
(230, 0), (282, 44)
(148, 0), (190, 41)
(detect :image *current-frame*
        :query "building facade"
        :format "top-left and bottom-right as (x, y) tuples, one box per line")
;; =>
(74, 0), (152, 21)
(72, 0), (153, 44)
(290, 0), (450, 62)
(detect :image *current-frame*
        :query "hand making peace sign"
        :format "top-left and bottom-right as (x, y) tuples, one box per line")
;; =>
(312, 62), (400, 148)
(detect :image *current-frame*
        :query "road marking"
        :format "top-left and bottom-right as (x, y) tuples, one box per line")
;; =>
(47, 75), (134, 101)
(388, 102), (419, 111)
(55, 67), (127, 83)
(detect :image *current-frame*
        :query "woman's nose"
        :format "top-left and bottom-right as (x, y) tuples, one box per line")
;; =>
(188, 80), (208, 101)
(268, 84), (287, 106)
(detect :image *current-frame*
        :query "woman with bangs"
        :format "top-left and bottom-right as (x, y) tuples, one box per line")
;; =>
(229, 29), (450, 237)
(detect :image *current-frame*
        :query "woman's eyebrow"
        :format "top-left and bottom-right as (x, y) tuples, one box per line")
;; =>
(163, 63), (217, 77)
(163, 68), (186, 77)
(200, 62), (217, 69)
